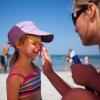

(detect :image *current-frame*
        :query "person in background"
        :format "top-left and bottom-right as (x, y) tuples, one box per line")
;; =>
(64, 48), (74, 64)
(40, 0), (100, 100)
(1, 44), (11, 72)
(0, 44), (10, 73)
(0, 52), (6, 73)
(6, 21), (54, 100)
(65, 48), (81, 64)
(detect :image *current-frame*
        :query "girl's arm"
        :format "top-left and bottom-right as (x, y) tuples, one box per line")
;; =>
(41, 47), (72, 96)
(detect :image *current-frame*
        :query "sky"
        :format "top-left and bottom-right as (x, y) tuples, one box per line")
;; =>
(0, 0), (99, 55)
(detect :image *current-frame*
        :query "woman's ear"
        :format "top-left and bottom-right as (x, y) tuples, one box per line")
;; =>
(86, 3), (96, 20)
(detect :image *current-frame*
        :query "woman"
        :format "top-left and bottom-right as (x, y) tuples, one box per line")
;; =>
(6, 21), (54, 100)
(41, 0), (100, 100)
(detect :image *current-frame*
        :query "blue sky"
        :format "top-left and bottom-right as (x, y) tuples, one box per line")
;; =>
(0, 0), (99, 55)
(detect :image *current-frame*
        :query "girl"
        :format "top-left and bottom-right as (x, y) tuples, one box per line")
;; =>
(6, 21), (54, 100)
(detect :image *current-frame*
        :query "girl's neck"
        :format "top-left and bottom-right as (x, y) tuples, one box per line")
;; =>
(16, 55), (33, 67)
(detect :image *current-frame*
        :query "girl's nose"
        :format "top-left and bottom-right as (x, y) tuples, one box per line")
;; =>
(34, 44), (41, 53)
(34, 47), (40, 53)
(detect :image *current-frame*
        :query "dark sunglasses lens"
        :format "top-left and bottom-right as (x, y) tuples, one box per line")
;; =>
(72, 5), (88, 25)
(72, 13), (76, 25)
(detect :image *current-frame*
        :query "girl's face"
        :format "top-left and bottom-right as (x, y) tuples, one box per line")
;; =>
(19, 35), (42, 60)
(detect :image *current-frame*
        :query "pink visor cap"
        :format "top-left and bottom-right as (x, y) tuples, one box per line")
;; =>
(8, 21), (54, 46)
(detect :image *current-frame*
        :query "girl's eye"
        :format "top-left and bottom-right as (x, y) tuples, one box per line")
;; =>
(32, 43), (36, 45)
(32, 42), (38, 46)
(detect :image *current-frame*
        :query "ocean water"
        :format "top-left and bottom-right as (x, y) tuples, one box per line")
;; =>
(36, 55), (100, 71)
(1, 55), (99, 71)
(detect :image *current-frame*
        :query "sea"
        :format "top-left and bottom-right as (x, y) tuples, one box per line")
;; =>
(0, 55), (99, 71)
(36, 55), (100, 71)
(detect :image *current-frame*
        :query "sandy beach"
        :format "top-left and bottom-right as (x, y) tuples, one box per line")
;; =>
(0, 70), (83, 100)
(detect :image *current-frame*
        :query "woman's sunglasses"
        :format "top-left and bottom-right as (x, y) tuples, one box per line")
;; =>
(72, 5), (88, 25)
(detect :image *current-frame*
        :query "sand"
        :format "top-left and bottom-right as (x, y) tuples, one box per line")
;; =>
(0, 71), (83, 100)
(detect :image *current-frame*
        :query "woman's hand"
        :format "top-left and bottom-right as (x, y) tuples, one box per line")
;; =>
(71, 64), (98, 86)
(40, 46), (53, 75)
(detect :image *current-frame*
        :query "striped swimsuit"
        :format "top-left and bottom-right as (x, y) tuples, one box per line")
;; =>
(8, 68), (41, 98)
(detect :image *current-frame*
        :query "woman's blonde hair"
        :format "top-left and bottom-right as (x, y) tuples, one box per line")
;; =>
(10, 34), (41, 67)
(73, 0), (100, 10)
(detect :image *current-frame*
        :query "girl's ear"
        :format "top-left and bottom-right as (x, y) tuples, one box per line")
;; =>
(15, 40), (22, 49)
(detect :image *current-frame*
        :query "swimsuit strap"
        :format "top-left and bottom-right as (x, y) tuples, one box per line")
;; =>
(7, 72), (25, 86)
(8, 72), (25, 79)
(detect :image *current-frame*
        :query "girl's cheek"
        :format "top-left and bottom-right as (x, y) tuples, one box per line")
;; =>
(27, 44), (35, 53)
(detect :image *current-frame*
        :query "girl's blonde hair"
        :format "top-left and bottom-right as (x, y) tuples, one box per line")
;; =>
(10, 34), (41, 67)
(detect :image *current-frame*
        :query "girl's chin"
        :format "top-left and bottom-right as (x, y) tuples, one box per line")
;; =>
(31, 58), (36, 62)
(32, 55), (38, 60)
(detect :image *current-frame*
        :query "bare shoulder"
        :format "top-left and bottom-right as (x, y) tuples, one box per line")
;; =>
(7, 65), (24, 86)
(62, 88), (99, 100)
